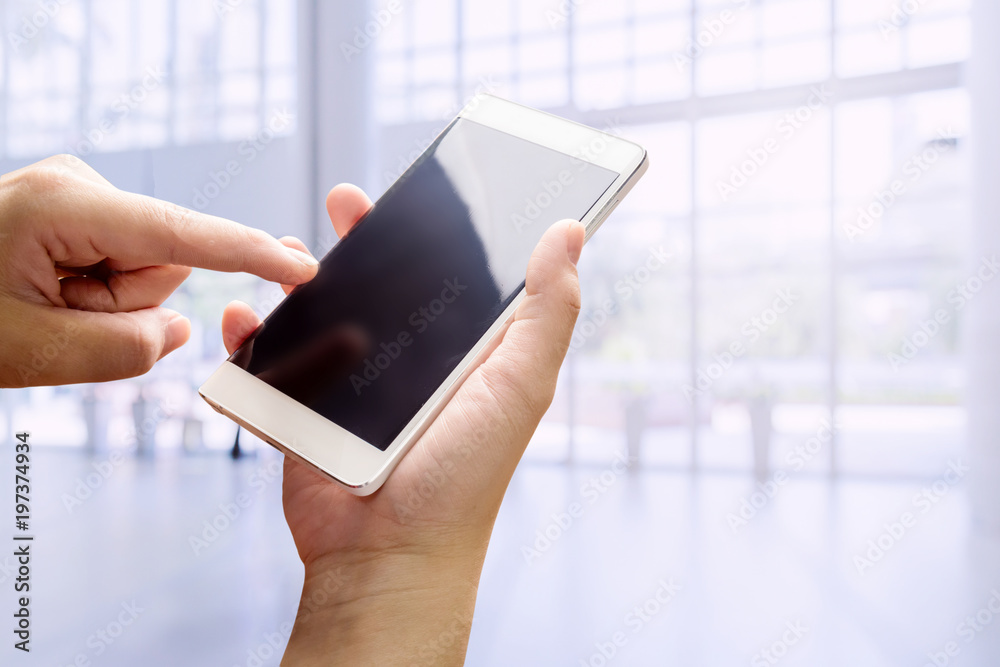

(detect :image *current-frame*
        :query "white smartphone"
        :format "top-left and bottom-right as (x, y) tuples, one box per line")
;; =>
(200, 95), (647, 495)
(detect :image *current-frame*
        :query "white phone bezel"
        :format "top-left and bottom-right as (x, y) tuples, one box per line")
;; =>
(199, 94), (648, 495)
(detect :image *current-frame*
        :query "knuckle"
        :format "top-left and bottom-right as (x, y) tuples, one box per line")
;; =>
(0, 157), (93, 231)
(118, 318), (161, 377)
(161, 201), (194, 232)
(159, 202), (197, 265)
(565, 278), (582, 319)
(480, 354), (552, 419)
(48, 153), (86, 170)
(18, 164), (76, 197)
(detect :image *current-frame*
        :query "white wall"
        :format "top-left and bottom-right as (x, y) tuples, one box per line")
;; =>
(968, 0), (1000, 534)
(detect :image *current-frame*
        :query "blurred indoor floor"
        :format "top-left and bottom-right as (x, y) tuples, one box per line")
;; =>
(7, 448), (998, 667)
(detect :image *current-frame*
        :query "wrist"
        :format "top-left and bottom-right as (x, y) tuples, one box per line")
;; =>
(284, 544), (486, 666)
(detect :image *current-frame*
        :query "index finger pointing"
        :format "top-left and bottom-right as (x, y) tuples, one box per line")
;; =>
(57, 183), (319, 285)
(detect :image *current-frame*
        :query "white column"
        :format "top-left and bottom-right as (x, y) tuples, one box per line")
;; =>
(967, 0), (1000, 533)
(298, 0), (377, 252)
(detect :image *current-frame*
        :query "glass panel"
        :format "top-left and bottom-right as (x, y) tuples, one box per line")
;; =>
(697, 49), (759, 96)
(265, 0), (298, 67)
(696, 107), (832, 212)
(761, 39), (831, 88)
(571, 122), (694, 468)
(836, 28), (903, 77)
(834, 89), (970, 476)
(762, 0), (830, 39)
(413, 0), (457, 48)
(90, 0), (131, 87)
(574, 64), (630, 110)
(463, 0), (512, 41)
(518, 35), (566, 74)
(697, 272), (830, 472)
(219, 5), (261, 71)
(906, 17), (971, 69)
(2, 0), (295, 158)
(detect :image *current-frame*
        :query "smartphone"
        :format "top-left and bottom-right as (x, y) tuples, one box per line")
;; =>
(200, 95), (647, 495)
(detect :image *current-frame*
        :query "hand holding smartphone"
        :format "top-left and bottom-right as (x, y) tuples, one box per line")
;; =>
(201, 95), (648, 494)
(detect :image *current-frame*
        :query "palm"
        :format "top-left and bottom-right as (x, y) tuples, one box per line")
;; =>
(222, 183), (580, 568)
(280, 328), (546, 564)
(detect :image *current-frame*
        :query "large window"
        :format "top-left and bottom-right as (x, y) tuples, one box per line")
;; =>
(374, 0), (971, 477)
(0, 0), (297, 158)
(0, 0), (971, 475)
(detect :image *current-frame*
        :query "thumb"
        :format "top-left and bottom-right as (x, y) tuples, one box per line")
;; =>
(44, 307), (190, 385)
(476, 219), (584, 422)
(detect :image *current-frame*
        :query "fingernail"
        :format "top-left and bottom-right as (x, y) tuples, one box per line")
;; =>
(286, 247), (319, 267)
(567, 221), (585, 266)
(164, 315), (191, 353)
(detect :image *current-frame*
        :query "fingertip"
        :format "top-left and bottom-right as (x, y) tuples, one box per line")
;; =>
(527, 220), (584, 292)
(282, 247), (320, 285)
(326, 183), (373, 238)
(566, 220), (585, 266)
(279, 236), (312, 255)
(222, 301), (262, 355)
(161, 314), (191, 359)
(279, 239), (319, 284)
(285, 246), (319, 269)
(519, 221), (584, 337)
(326, 183), (372, 209)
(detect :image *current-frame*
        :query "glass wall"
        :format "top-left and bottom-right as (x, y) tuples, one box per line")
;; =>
(372, 0), (971, 476)
(0, 0), (972, 478)
(0, 0), (296, 158)
(0, 0), (299, 454)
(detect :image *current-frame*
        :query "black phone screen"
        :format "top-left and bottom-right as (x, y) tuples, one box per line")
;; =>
(230, 117), (619, 450)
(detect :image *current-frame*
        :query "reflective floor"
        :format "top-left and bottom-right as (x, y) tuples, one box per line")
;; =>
(1, 448), (998, 666)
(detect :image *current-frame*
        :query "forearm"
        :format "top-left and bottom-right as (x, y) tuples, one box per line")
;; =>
(282, 549), (485, 666)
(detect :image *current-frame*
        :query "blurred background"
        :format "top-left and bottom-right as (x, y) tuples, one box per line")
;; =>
(1, 0), (998, 665)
